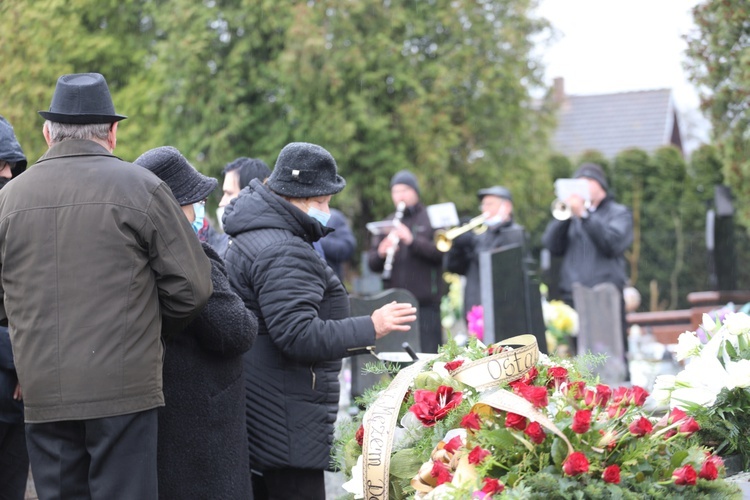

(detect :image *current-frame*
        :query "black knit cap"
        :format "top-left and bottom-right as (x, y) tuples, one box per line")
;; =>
(574, 163), (609, 192)
(390, 170), (420, 195)
(267, 142), (346, 198)
(135, 146), (218, 206)
(222, 157), (271, 189)
(477, 185), (512, 202)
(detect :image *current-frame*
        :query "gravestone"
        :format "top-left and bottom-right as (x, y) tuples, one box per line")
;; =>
(706, 185), (737, 291)
(349, 288), (421, 400)
(572, 282), (627, 384)
(479, 244), (548, 352)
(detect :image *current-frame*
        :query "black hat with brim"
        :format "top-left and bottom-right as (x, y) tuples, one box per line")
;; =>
(135, 146), (218, 206)
(477, 185), (513, 202)
(38, 73), (127, 124)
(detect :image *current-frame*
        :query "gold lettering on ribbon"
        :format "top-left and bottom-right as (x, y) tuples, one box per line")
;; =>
(362, 358), (432, 500)
(452, 334), (539, 390)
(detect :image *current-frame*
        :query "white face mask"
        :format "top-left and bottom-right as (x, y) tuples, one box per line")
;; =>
(485, 214), (505, 227)
(216, 206), (225, 231)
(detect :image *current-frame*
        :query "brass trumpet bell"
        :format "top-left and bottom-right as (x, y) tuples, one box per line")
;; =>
(434, 214), (487, 252)
(551, 199), (571, 221)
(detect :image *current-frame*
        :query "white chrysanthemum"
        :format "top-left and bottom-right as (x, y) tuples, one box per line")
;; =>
(726, 359), (750, 389)
(701, 313), (717, 334)
(651, 375), (676, 405)
(342, 455), (364, 499)
(670, 386), (718, 410)
(723, 312), (750, 336)
(675, 331), (703, 361)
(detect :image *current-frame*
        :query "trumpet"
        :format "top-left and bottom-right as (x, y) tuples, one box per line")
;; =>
(551, 199), (571, 221)
(434, 214), (487, 252)
(551, 198), (591, 221)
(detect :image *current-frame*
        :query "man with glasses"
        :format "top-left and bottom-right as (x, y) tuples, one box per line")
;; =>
(445, 186), (527, 317)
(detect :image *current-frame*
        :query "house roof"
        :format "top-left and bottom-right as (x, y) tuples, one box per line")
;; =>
(552, 88), (681, 159)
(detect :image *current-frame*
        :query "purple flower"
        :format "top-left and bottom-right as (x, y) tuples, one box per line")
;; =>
(467, 305), (484, 341)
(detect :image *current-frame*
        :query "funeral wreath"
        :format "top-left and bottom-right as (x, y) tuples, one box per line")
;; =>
(335, 335), (741, 499)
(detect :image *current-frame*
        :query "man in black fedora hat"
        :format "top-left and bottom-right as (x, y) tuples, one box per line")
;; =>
(0, 73), (213, 498)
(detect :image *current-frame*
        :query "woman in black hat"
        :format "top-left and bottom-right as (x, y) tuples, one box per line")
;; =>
(222, 142), (417, 499)
(135, 146), (258, 500)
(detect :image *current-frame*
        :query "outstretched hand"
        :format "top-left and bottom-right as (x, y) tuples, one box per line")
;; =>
(371, 301), (418, 339)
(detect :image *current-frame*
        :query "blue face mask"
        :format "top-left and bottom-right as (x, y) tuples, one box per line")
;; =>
(307, 206), (331, 227)
(192, 202), (205, 234)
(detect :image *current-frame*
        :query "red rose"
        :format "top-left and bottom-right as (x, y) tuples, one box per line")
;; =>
(563, 380), (586, 400)
(430, 460), (453, 485)
(678, 417), (700, 435)
(562, 451), (590, 476)
(518, 384), (548, 408)
(524, 421), (546, 444)
(699, 457), (719, 480)
(355, 425), (364, 447)
(504, 412), (527, 431)
(611, 387), (628, 404)
(444, 359), (464, 372)
(669, 407), (687, 424)
(409, 385), (463, 427)
(672, 464), (697, 485)
(444, 435), (463, 454)
(602, 464), (621, 484)
(461, 412), (482, 431)
(606, 404), (626, 419)
(627, 386), (649, 406)
(584, 388), (596, 407)
(571, 409), (592, 434)
(520, 366), (539, 384)
(468, 446), (491, 465)
(547, 366), (568, 386)
(595, 384), (612, 407)
(628, 416), (653, 437)
(480, 477), (504, 495)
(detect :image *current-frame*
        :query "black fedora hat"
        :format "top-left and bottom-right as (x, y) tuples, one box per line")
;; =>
(38, 73), (127, 124)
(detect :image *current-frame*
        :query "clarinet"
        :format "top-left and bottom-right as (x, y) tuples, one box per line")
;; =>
(381, 201), (406, 280)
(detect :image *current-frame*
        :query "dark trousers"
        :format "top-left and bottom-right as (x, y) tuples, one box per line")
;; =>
(251, 468), (324, 500)
(418, 303), (442, 354)
(26, 409), (158, 500)
(0, 422), (29, 500)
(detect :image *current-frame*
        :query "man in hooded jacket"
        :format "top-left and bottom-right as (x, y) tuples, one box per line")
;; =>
(0, 115), (28, 500)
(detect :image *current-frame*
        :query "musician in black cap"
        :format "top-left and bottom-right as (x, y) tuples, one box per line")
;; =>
(445, 186), (527, 316)
(0, 73), (212, 499)
(367, 170), (445, 353)
(542, 163), (633, 365)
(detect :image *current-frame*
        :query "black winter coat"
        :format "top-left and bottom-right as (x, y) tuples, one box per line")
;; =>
(541, 196), (633, 300)
(157, 243), (258, 499)
(367, 203), (445, 306)
(445, 218), (527, 314)
(223, 181), (376, 471)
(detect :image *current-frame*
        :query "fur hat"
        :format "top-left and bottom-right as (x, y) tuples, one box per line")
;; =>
(222, 157), (271, 189)
(38, 73), (126, 124)
(390, 170), (420, 195)
(574, 163), (609, 192)
(477, 185), (512, 202)
(135, 146), (218, 206)
(267, 142), (346, 198)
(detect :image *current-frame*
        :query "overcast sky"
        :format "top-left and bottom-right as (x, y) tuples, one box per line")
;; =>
(533, 0), (709, 148)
